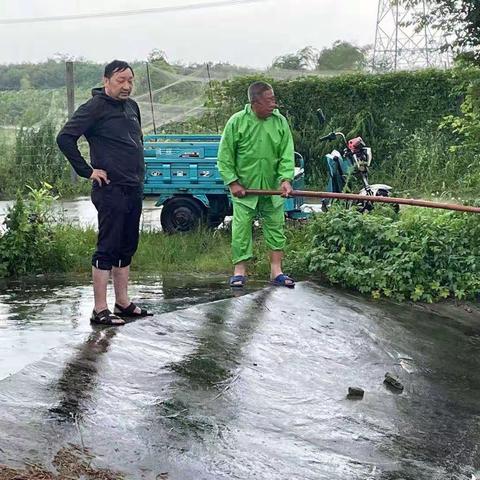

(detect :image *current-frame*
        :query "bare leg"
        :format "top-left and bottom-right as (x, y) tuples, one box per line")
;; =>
(92, 266), (110, 313)
(112, 265), (141, 314)
(270, 250), (284, 279)
(234, 261), (247, 277)
(230, 261), (247, 287)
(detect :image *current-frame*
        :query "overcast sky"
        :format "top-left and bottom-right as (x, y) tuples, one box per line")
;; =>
(0, 0), (378, 68)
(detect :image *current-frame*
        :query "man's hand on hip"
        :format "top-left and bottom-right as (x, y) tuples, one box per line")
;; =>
(90, 169), (110, 187)
(280, 180), (293, 198)
(229, 181), (246, 198)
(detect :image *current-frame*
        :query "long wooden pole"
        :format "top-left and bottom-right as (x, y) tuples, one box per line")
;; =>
(245, 189), (480, 214)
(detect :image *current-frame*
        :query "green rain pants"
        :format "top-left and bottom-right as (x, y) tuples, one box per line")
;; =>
(231, 196), (286, 265)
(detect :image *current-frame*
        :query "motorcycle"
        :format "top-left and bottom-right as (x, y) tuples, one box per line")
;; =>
(316, 109), (395, 213)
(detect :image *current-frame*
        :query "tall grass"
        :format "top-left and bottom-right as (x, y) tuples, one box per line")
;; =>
(4, 219), (302, 279)
(15, 122), (80, 194)
(374, 129), (480, 196)
(0, 129), (15, 197)
(134, 229), (234, 274)
(43, 226), (278, 277)
(0, 121), (90, 198)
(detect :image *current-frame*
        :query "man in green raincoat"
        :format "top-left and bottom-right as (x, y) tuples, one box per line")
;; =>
(218, 81), (295, 288)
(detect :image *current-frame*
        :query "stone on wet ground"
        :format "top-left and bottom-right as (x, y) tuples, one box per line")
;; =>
(347, 387), (365, 399)
(384, 372), (404, 392)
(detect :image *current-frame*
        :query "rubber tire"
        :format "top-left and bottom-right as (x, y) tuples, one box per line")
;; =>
(161, 197), (206, 233)
(376, 189), (399, 213)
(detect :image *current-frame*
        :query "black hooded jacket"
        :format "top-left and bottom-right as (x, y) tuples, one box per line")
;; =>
(56, 88), (144, 187)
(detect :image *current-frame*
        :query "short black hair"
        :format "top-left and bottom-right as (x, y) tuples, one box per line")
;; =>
(248, 81), (273, 103)
(104, 60), (134, 79)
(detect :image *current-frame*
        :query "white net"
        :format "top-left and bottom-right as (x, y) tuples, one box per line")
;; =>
(132, 62), (340, 133)
(134, 63), (211, 132)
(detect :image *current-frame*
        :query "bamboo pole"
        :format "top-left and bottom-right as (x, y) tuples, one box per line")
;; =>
(245, 189), (480, 214)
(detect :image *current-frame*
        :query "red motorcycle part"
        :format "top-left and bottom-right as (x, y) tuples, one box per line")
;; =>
(348, 137), (365, 153)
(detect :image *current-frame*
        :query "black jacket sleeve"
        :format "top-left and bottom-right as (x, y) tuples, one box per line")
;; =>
(56, 101), (100, 179)
(135, 101), (143, 143)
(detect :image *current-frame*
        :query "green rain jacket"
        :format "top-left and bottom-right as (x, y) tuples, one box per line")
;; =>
(217, 104), (295, 209)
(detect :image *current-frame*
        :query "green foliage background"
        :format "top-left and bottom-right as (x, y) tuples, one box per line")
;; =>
(203, 68), (480, 194)
(2, 62), (480, 301)
(3, 65), (480, 196)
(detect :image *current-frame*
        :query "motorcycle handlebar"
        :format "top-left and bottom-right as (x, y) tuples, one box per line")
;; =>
(319, 132), (337, 142)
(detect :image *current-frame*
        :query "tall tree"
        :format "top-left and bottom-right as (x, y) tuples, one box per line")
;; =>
(147, 49), (171, 68)
(316, 41), (367, 71)
(271, 46), (318, 71)
(403, 0), (480, 63)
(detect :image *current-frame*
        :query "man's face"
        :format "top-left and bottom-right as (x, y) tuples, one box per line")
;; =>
(252, 89), (277, 119)
(104, 68), (134, 100)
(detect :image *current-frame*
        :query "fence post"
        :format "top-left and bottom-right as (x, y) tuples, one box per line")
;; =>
(66, 61), (77, 183)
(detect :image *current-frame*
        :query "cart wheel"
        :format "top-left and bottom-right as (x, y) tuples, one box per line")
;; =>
(161, 197), (206, 233)
(376, 189), (399, 213)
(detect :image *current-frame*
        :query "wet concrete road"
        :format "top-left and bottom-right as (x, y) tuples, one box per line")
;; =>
(1, 278), (480, 479)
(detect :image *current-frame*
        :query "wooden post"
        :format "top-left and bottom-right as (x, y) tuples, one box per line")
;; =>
(146, 62), (157, 134)
(66, 61), (77, 183)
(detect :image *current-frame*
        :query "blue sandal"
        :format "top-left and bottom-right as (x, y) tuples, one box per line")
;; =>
(229, 275), (247, 288)
(271, 274), (295, 288)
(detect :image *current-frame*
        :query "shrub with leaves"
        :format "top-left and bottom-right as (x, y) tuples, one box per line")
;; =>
(0, 183), (63, 276)
(300, 205), (480, 302)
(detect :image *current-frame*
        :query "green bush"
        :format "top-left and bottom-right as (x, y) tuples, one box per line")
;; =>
(2, 183), (479, 306)
(296, 205), (480, 302)
(0, 184), (64, 276)
(0, 183), (95, 276)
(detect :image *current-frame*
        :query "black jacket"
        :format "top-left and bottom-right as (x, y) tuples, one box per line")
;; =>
(56, 88), (144, 187)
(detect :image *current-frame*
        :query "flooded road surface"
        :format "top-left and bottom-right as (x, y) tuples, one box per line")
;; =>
(0, 273), (244, 381)
(1, 278), (480, 479)
(0, 197), (163, 230)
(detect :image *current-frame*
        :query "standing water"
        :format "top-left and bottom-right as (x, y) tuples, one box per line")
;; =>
(0, 196), (162, 230)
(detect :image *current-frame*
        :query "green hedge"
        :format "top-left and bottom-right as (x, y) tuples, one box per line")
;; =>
(212, 68), (480, 193)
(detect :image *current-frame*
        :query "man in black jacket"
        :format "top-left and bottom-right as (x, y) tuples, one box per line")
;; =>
(57, 60), (152, 326)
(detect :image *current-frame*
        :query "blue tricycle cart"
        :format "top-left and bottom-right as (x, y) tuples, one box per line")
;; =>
(143, 134), (307, 233)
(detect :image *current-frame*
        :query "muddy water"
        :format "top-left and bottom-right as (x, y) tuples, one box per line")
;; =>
(1, 277), (480, 479)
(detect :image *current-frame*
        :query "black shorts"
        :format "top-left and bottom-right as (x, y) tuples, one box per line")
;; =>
(91, 184), (143, 270)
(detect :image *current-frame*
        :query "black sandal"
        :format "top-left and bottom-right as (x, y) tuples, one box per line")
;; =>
(90, 309), (125, 326)
(114, 302), (153, 318)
